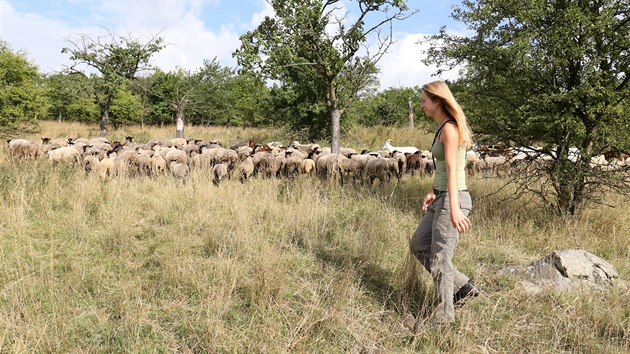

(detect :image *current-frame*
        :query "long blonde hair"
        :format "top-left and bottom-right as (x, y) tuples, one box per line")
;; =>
(422, 80), (473, 148)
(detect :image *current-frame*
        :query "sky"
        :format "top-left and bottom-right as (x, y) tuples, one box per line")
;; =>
(0, 0), (468, 91)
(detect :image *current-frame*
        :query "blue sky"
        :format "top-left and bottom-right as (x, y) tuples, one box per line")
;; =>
(0, 0), (467, 90)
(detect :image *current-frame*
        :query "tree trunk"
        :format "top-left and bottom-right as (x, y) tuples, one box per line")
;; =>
(100, 110), (109, 137)
(408, 99), (414, 128)
(331, 108), (341, 154)
(176, 109), (185, 139)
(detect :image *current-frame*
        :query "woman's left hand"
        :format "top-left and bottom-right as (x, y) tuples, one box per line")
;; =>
(451, 209), (471, 233)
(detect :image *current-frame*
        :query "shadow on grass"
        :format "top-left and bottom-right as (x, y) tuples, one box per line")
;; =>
(313, 244), (433, 319)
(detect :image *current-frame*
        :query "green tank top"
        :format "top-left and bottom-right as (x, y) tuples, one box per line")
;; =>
(432, 125), (467, 192)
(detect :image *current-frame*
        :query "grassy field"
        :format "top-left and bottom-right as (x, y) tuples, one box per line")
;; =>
(0, 121), (628, 352)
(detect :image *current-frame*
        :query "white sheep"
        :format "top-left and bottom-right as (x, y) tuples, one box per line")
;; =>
(238, 156), (255, 183)
(382, 139), (419, 155)
(301, 158), (316, 176)
(82, 155), (100, 174)
(211, 163), (229, 185)
(169, 161), (189, 180)
(7, 139), (44, 159)
(47, 146), (82, 166)
(150, 154), (167, 176)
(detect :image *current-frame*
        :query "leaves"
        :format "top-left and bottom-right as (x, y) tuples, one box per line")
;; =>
(427, 0), (630, 217)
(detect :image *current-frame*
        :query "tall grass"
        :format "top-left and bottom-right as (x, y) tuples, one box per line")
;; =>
(0, 121), (627, 352)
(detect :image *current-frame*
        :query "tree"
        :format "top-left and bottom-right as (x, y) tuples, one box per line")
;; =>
(0, 40), (48, 138)
(145, 68), (198, 138)
(235, 0), (414, 152)
(426, 0), (630, 218)
(348, 86), (423, 126)
(62, 30), (165, 137)
(45, 73), (98, 122)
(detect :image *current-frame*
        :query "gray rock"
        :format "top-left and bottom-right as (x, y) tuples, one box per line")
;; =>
(498, 249), (620, 293)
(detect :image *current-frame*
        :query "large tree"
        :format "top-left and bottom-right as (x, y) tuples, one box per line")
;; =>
(62, 31), (164, 137)
(0, 41), (48, 138)
(235, 0), (414, 152)
(427, 0), (630, 217)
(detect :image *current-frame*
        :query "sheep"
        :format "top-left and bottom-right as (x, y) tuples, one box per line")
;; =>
(465, 150), (482, 177)
(365, 157), (399, 185)
(349, 153), (374, 180)
(97, 156), (117, 179)
(200, 147), (238, 171)
(169, 161), (189, 180)
(290, 141), (320, 157)
(382, 139), (419, 155)
(405, 151), (426, 176)
(7, 139), (44, 159)
(82, 155), (100, 174)
(339, 147), (357, 158)
(150, 154), (167, 176)
(316, 153), (345, 182)
(301, 158), (316, 176)
(41, 137), (70, 152)
(238, 156), (255, 183)
(165, 147), (188, 165)
(167, 138), (187, 149)
(211, 163), (229, 185)
(236, 145), (254, 161)
(283, 149), (304, 178)
(339, 157), (363, 183)
(182, 142), (199, 156)
(47, 146), (82, 166)
(390, 150), (406, 180)
(252, 151), (275, 177)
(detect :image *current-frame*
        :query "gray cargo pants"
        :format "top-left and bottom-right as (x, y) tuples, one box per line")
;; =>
(409, 190), (473, 324)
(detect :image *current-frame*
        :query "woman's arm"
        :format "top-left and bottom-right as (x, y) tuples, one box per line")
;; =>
(442, 123), (471, 233)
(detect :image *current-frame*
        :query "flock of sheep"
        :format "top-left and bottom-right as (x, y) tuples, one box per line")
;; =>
(6, 136), (630, 185)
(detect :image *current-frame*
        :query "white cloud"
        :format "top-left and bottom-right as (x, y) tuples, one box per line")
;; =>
(1, 0), (467, 91)
(376, 32), (464, 90)
(1, 1), (80, 73)
(249, 0), (274, 28)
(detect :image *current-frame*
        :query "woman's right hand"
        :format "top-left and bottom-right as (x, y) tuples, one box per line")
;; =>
(422, 192), (436, 211)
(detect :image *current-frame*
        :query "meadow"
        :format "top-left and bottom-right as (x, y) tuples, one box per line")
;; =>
(0, 121), (628, 352)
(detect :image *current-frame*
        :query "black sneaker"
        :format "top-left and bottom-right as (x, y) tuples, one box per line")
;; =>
(454, 280), (481, 305)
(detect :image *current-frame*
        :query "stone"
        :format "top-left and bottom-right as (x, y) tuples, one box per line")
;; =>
(498, 249), (620, 293)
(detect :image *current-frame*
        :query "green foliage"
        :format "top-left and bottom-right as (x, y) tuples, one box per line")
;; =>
(349, 86), (425, 127)
(0, 40), (47, 138)
(139, 59), (272, 131)
(426, 0), (630, 217)
(109, 84), (145, 128)
(62, 31), (165, 136)
(45, 73), (99, 122)
(234, 0), (413, 151)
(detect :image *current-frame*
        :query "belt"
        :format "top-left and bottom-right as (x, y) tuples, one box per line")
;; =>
(434, 189), (467, 195)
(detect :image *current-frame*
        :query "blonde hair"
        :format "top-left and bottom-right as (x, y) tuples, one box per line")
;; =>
(422, 80), (473, 148)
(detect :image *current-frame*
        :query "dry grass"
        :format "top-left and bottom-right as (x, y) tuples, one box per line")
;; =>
(0, 121), (628, 352)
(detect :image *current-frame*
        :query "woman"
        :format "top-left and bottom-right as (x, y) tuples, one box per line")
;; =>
(410, 80), (480, 326)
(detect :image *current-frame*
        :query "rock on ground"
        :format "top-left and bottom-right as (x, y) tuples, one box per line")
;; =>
(498, 249), (622, 293)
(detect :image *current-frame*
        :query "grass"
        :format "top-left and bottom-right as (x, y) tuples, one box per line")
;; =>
(0, 121), (628, 352)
